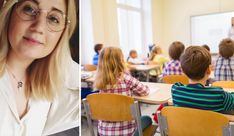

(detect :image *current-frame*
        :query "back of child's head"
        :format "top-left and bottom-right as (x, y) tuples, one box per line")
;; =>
(219, 38), (234, 59)
(202, 44), (210, 52)
(149, 45), (162, 60)
(95, 47), (125, 89)
(180, 46), (211, 81)
(129, 50), (137, 58)
(94, 43), (103, 54)
(169, 41), (185, 60)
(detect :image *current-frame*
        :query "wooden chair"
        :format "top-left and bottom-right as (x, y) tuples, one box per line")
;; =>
(162, 75), (189, 85)
(157, 106), (234, 136)
(83, 64), (97, 71)
(212, 81), (234, 88)
(82, 93), (156, 136)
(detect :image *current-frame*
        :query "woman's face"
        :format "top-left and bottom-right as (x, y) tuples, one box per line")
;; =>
(8, 0), (66, 60)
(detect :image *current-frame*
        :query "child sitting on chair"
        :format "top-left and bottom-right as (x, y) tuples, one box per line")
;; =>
(214, 38), (234, 81)
(94, 47), (152, 136)
(148, 45), (169, 81)
(127, 50), (145, 65)
(163, 41), (185, 76)
(172, 46), (234, 114)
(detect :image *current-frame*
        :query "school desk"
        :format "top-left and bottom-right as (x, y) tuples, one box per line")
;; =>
(127, 64), (160, 82)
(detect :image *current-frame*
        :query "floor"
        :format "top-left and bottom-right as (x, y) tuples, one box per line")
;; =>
(81, 104), (161, 136)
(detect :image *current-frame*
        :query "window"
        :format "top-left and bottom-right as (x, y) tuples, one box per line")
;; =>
(117, 0), (152, 58)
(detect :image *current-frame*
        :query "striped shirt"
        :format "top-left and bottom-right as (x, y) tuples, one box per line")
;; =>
(171, 82), (234, 112)
(98, 73), (149, 136)
(214, 56), (234, 81)
(163, 60), (182, 76)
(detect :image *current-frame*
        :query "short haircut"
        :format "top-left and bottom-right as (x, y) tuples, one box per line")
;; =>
(129, 50), (137, 56)
(94, 44), (103, 54)
(180, 46), (211, 80)
(202, 44), (210, 51)
(169, 41), (185, 60)
(219, 38), (234, 59)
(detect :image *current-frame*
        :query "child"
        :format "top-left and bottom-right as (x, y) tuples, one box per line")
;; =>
(202, 44), (210, 52)
(163, 41), (185, 76)
(127, 50), (145, 65)
(92, 43), (103, 65)
(214, 38), (234, 81)
(148, 46), (169, 81)
(172, 46), (234, 113)
(94, 47), (152, 136)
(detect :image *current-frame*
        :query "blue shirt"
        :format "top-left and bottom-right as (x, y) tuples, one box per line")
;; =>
(92, 53), (99, 65)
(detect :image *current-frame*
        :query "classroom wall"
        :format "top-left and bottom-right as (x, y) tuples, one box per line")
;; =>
(91, 0), (119, 46)
(82, 0), (234, 64)
(153, 0), (234, 56)
(80, 0), (119, 64)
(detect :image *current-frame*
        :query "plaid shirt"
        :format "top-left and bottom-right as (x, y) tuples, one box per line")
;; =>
(163, 60), (182, 76)
(214, 56), (234, 81)
(98, 73), (149, 136)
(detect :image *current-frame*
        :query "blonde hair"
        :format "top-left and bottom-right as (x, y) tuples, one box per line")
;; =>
(0, 0), (77, 101)
(149, 45), (162, 60)
(94, 47), (126, 90)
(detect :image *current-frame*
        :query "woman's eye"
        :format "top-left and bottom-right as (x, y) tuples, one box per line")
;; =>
(22, 5), (37, 15)
(48, 16), (60, 24)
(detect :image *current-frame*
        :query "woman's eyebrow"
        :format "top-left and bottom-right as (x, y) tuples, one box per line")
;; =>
(51, 7), (65, 14)
(30, 0), (65, 14)
(31, 0), (39, 5)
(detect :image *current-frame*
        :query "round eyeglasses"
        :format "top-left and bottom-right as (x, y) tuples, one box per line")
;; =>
(15, 0), (70, 32)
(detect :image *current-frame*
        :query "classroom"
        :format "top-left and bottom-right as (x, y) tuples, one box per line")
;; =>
(81, 0), (234, 136)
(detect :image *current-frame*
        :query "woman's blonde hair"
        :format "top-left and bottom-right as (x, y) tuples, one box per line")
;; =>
(94, 47), (126, 90)
(0, 0), (77, 101)
(149, 45), (162, 60)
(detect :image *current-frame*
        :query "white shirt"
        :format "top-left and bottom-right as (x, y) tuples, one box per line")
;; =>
(128, 57), (145, 64)
(0, 61), (79, 136)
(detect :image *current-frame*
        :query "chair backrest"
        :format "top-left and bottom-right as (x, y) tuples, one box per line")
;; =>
(162, 75), (189, 85)
(83, 93), (143, 136)
(212, 81), (234, 88)
(84, 64), (97, 71)
(86, 93), (134, 121)
(157, 106), (231, 136)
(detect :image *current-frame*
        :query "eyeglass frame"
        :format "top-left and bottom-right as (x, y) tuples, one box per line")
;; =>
(13, 0), (71, 32)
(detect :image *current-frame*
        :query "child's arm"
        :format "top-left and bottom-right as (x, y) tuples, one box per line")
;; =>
(124, 74), (149, 96)
(223, 91), (234, 110)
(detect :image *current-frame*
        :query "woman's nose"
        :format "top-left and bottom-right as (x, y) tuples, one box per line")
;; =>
(29, 12), (48, 34)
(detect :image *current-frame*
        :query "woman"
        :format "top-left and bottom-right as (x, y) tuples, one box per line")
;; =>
(0, 0), (78, 135)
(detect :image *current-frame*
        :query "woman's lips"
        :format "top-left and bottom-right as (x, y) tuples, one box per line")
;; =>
(23, 37), (44, 45)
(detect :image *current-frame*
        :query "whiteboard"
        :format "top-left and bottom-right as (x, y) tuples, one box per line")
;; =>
(191, 11), (234, 53)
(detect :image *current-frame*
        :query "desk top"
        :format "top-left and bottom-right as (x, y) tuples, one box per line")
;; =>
(134, 82), (172, 104)
(128, 64), (160, 71)
(81, 71), (95, 82)
(135, 82), (234, 105)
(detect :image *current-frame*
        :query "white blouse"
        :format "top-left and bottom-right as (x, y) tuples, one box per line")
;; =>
(0, 61), (79, 136)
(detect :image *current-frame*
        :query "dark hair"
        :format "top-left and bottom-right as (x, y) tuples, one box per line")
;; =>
(202, 44), (210, 51)
(94, 44), (103, 54)
(180, 46), (211, 80)
(219, 38), (234, 59)
(169, 41), (185, 60)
